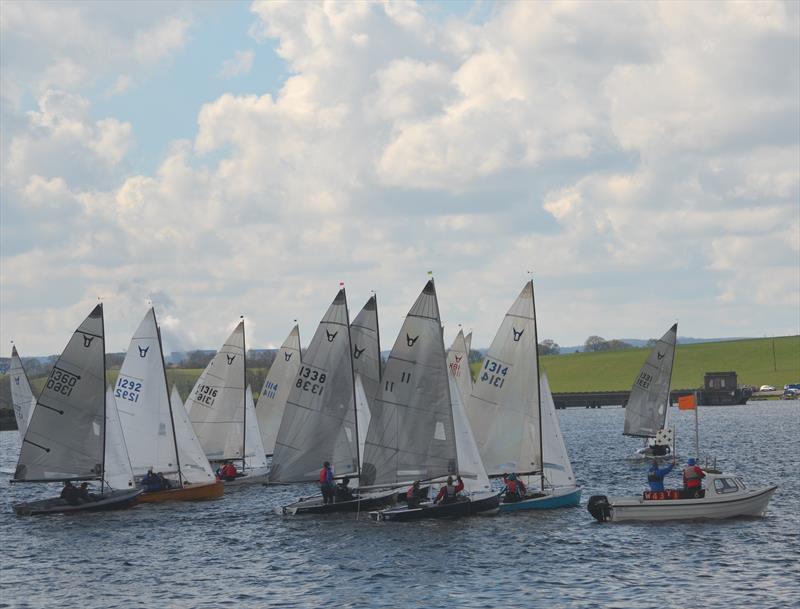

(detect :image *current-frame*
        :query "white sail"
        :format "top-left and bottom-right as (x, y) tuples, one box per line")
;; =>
(361, 280), (458, 486)
(115, 309), (178, 477)
(623, 324), (677, 438)
(170, 385), (216, 484)
(465, 281), (540, 476)
(449, 373), (491, 493)
(15, 305), (106, 481)
(350, 296), (381, 407)
(187, 322), (246, 461)
(354, 373), (371, 471)
(269, 289), (358, 483)
(243, 385), (269, 470)
(446, 330), (472, 410)
(9, 346), (37, 438)
(103, 386), (135, 490)
(464, 331), (473, 356)
(539, 374), (577, 489)
(254, 325), (301, 456)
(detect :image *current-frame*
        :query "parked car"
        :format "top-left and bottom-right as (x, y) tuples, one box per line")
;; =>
(759, 385), (776, 392)
(784, 383), (800, 398)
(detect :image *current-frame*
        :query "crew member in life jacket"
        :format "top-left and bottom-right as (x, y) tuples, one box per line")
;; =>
(220, 462), (238, 482)
(320, 461), (335, 504)
(141, 469), (163, 492)
(406, 480), (425, 509)
(647, 458), (675, 492)
(335, 476), (354, 502)
(503, 473), (527, 502)
(682, 458), (706, 497)
(434, 476), (464, 505)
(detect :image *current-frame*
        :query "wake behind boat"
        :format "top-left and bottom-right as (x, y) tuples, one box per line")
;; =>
(588, 471), (777, 522)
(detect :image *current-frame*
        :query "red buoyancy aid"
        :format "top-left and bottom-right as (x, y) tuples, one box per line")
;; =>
(319, 468), (328, 484)
(506, 480), (519, 494)
(407, 486), (416, 499)
(683, 465), (704, 488)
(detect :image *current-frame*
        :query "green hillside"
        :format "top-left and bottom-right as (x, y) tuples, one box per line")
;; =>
(472, 335), (800, 393)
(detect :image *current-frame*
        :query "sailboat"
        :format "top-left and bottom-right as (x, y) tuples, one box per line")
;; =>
(624, 324), (677, 459)
(187, 319), (269, 485)
(115, 309), (223, 502)
(8, 346), (37, 438)
(12, 305), (141, 515)
(350, 295), (382, 469)
(367, 280), (500, 522)
(464, 281), (581, 511)
(254, 325), (302, 457)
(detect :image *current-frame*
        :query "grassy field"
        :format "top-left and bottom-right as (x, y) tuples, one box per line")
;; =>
(472, 335), (800, 392)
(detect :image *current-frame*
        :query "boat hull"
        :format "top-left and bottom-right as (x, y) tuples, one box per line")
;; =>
(588, 485), (777, 523)
(370, 492), (501, 522)
(500, 486), (582, 512)
(138, 480), (224, 503)
(222, 467), (270, 487)
(13, 489), (142, 516)
(282, 489), (398, 515)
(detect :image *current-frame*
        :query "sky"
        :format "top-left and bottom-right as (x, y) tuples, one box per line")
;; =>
(1, 0), (798, 356)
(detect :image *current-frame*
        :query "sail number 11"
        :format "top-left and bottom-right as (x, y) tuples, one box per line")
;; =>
(480, 358), (508, 388)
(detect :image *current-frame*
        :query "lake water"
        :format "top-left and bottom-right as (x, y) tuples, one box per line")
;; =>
(1, 401), (798, 608)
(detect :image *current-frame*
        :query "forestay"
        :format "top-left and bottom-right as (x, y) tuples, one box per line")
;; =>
(254, 325), (301, 456)
(539, 375), (576, 488)
(9, 346), (36, 438)
(350, 296), (381, 407)
(465, 282), (541, 476)
(269, 289), (358, 483)
(361, 280), (457, 486)
(104, 387), (135, 490)
(187, 322), (246, 461)
(243, 385), (269, 470)
(170, 386), (216, 484)
(115, 309), (178, 477)
(446, 330), (472, 410)
(623, 324), (677, 438)
(14, 305), (106, 482)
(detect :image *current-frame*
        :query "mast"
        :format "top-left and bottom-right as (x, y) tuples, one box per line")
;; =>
(530, 279), (545, 492)
(374, 292), (382, 382)
(343, 286), (361, 477)
(241, 316), (247, 471)
(100, 302), (107, 494)
(430, 276), (457, 478)
(665, 323), (678, 417)
(157, 314), (183, 487)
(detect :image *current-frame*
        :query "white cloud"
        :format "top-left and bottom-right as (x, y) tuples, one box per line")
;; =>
(220, 50), (255, 78)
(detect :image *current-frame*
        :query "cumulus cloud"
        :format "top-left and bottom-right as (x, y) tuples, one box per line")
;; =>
(1, 0), (798, 355)
(220, 50), (255, 78)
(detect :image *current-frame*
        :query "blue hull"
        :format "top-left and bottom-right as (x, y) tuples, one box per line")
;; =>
(499, 487), (582, 512)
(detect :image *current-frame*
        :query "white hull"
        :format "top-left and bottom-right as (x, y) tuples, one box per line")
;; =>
(223, 466), (270, 487)
(606, 485), (776, 522)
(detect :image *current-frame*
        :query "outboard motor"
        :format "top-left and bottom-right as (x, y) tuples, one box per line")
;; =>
(587, 495), (612, 522)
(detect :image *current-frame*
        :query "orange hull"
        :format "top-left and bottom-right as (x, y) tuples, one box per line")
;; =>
(138, 480), (224, 503)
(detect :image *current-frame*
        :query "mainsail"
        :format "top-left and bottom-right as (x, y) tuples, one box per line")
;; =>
(361, 280), (458, 486)
(446, 330), (472, 409)
(539, 374), (577, 488)
(269, 289), (358, 483)
(115, 309), (179, 477)
(170, 385), (216, 484)
(350, 295), (381, 406)
(254, 325), (301, 456)
(243, 385), (269, 470)
(9, 346), (36, 438)
(104, 386), (135, 490)
(14, 305), (106, 482)
(465, 281), (541, 476)
(187, 322), (246, 461)
(623, 324), (678, 438)
(464, 331), (473, 356)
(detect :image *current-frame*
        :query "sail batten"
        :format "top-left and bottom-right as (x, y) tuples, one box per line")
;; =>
(623, 324), (678, 438)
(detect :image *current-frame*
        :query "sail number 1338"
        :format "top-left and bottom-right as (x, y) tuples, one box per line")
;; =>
(296, 366), (326, 395)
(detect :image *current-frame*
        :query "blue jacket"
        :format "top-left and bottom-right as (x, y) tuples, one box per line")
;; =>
(647, 463), (674, 491)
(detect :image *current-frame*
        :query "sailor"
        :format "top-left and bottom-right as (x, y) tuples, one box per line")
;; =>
(141, 469), (162, 492)
(503, 473), (527, 502)
(77, 482), (94, 503)
(434, 476), (464, 505)
(60, 481), (81, 505)
(335, 476), (354, 502)
(220, 462), (238, 481)
(406, 480), (423, 509)
(647, 458), (675, 492)
(682, 458), (706, 497)
(319, 461), (335, 504)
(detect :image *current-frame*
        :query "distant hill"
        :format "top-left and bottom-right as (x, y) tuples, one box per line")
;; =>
(558, 336), (750, 354)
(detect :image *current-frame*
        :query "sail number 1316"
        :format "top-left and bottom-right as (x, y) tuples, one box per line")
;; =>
(480, 358), (508, 388)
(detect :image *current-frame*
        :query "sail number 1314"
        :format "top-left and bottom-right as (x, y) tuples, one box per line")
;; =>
(480, 358), (508, 388)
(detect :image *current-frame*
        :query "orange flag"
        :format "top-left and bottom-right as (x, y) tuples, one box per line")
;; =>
(678, 394), (696, 410)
